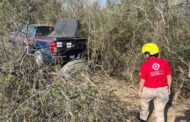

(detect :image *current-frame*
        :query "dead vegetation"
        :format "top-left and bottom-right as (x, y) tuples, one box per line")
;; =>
(0, 43), (137, 122)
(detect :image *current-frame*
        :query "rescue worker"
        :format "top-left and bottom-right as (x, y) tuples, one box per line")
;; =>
(138, 43), (172, 122)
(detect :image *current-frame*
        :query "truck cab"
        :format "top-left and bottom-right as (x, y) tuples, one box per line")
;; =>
(8, 24), (54, 46)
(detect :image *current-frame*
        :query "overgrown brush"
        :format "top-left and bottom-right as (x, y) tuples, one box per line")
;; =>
(0, 43), (133, 121)
(79, 1), (190, 99)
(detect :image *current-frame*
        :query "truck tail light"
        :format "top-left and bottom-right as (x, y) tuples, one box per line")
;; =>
(50, 42), (57, 56)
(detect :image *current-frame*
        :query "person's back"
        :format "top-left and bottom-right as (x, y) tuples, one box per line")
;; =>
(140, 57), (171, 88)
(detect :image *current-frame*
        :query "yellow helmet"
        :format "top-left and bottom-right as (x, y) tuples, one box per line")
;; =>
(142, 43), (159, 55)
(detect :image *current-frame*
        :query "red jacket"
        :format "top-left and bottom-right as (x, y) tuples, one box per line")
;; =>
(139, 57), (172, 88)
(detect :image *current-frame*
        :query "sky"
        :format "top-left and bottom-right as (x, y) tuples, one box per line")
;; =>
(98, 0), (121, 6)
(88, 0), (107, 6)
(88, 0), (121, 6)
(99, 0), (107, 6)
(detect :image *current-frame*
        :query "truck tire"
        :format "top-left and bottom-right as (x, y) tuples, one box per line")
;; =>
(61, 59), (88, 79)
(34, 51), (44, 67)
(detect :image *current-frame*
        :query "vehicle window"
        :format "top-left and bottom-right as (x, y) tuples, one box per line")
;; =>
(27, 26), (35, 38)
(35, 27), (54, 37)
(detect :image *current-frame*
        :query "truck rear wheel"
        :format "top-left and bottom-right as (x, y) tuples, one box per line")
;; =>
(34, 51), (44, 67)
(61, 59), (88, 79)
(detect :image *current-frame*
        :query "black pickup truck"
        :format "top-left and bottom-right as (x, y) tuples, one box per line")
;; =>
(25, 19), (87, 67)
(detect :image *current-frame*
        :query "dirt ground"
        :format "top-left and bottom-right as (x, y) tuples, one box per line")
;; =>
(92, 75), (190, 122)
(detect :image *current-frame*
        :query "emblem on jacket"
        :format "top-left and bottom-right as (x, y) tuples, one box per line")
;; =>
(152, 63), (160, 71)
